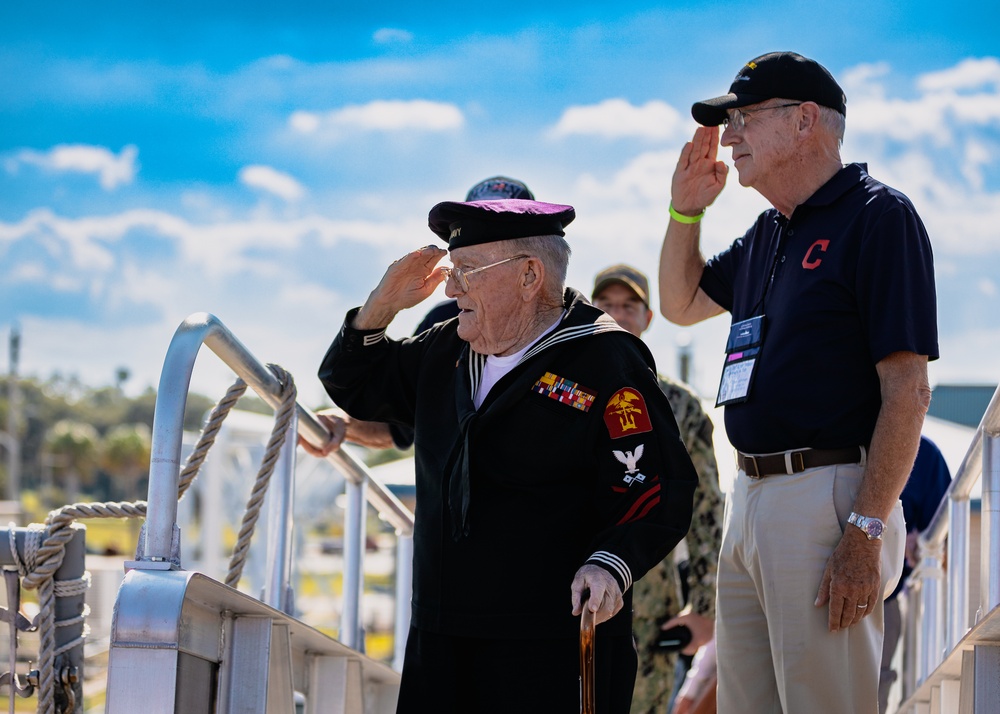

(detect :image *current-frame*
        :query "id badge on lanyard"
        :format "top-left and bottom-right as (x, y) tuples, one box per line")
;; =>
(716, 315), (765, 407)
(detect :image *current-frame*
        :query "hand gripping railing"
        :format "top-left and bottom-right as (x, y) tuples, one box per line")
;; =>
(136, 312), (415, 652)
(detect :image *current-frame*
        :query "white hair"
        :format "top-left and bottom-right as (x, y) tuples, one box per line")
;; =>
(504, 234), (571, 299)
(817, 105), (846, 147)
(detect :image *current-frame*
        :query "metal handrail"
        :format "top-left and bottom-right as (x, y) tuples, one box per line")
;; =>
(908, 384), (1000, 693)
(924, 386), (1000, 540)
(143, 311), (413, 562)
(139, 311), (415, 652)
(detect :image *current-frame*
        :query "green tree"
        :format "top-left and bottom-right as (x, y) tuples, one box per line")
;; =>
(115, 367), (130, 392)
(44, 420), (100, 500)
(101, 423), (152, 501)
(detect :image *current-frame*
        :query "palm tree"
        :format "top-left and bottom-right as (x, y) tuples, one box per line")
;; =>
(44, 420), (99, 501)
(101, 423), (152, 501)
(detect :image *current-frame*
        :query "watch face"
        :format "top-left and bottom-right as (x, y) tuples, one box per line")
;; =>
(865, 519), (884, 539)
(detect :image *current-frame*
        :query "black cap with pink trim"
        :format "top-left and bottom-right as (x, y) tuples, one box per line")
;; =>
(428, 199), (575, 251)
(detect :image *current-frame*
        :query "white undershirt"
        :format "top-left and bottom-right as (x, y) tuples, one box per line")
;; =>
(474, 315), (563, 409)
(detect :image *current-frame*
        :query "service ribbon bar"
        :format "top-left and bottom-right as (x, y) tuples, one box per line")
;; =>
(532, 372), (596, 412)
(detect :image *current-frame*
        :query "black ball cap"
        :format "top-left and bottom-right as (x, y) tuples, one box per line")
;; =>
(428, 199), (576, 251)
(691, 51), (847, 127)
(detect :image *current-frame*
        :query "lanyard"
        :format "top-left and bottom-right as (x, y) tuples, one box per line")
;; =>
(748, 220), (789, 317)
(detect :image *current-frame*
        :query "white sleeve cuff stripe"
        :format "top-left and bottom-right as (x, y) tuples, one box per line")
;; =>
(588, 551), (632, 591)
(362, 331), (387, 346)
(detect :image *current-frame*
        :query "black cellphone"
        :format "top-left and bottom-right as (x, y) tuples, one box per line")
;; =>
(655, 624), (692, 651)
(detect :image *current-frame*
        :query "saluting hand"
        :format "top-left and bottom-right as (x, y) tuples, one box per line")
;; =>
(354, 245), (449, 329)
(671, 126), (728, 216)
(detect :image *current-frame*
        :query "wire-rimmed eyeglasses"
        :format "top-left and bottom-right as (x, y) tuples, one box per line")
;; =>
(722, 103), (802, 131)
(442, 254), (529, 292)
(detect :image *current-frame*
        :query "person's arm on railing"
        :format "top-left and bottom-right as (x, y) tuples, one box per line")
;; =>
(298, 409), (397, 455)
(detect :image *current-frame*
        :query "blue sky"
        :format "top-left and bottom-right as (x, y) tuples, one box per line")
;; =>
(1, 1), (998, 406)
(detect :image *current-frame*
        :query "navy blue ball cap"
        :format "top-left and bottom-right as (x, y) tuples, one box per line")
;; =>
(428, 199), (575, 250)
(465, 176), (535, 201)
(691, 52), (846, 127)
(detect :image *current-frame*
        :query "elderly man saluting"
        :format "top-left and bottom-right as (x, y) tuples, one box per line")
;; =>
(319, 198), (697, 713)
(659, 52), (938, 713)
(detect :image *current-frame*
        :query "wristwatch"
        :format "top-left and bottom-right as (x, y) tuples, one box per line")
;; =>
(848, 512), (885, 540)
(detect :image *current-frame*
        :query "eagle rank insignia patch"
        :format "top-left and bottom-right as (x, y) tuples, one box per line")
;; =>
(604, 388), (653, 438)
(531, 372), (596, 412)
(613, 445), (647, 486)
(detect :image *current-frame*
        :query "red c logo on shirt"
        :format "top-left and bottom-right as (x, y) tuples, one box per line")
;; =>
(802, 239), (830, 269)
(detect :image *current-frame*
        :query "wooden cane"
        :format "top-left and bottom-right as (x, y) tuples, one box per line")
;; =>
(580, 592), (596, 714)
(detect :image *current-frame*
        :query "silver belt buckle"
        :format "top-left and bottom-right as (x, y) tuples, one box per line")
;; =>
(746, 455), (762, 479)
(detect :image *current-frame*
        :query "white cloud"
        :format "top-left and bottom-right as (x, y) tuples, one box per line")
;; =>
(845, 58), (1000, 145)
(239, 165), (307, 202)
(8, 262), (47, 283)
(549, 99), (684, 141)
(373, 28), (414, 44)
(962, 139), (990, 191)
(918, 57), (1000, 92)
(278, 282), (341, 308)
(840, 62), (892, 101)
(833, 57), (1000, 257)
(979, 278), (997, 297)
(10, 144), (138, 190)
(15, 209), (412, 275)
(0, 205), (437, 403)
(289, 111), (321, 133)
(1, 208), (117, 273)
(288, 100), (464, 139)
(259, 54), (298, 71)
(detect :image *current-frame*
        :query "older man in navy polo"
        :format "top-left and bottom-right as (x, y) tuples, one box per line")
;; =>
(658, 51), (937, 713)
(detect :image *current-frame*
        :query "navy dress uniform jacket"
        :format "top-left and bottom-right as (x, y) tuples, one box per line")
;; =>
(319, 288), (697, 640)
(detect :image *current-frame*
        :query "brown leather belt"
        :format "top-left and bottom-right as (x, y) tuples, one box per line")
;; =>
(737, 446), (864, 479)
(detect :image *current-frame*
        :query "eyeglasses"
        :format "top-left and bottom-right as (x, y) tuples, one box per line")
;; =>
(443, 254), (529, 292)
(722, 103), (802, 131)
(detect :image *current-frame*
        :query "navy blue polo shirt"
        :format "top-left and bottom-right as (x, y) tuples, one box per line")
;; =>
(700, 163), (939, 453)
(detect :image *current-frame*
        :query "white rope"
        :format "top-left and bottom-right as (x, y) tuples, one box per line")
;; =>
(8, 523), (44, 577)
(12, 364), (297, 714)
(225, 364), (297, 588)
(178, 379), (249, 500)
(53, 572), (90, 598)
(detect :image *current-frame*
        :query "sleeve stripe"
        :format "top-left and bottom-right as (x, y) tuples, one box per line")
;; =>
(631, 496), (661, 524)
(587, 551), (632, 592)
(615, 482), (661, 526)
(362, 331), (387, 346)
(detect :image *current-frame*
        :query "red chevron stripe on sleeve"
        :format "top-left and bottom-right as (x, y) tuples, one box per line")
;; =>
(616, 481), (661, 525)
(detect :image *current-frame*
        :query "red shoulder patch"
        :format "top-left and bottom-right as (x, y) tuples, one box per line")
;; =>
(603, 387), (653, 439)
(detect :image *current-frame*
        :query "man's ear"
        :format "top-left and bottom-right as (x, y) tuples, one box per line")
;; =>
(522, 258), (545, 300)
(798, 101), (821, 134)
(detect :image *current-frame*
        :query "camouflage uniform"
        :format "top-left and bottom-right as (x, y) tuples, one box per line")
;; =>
(630, 375), (724, 714)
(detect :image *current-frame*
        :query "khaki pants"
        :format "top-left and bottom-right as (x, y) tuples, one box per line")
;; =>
(716, 463), (906, 714)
